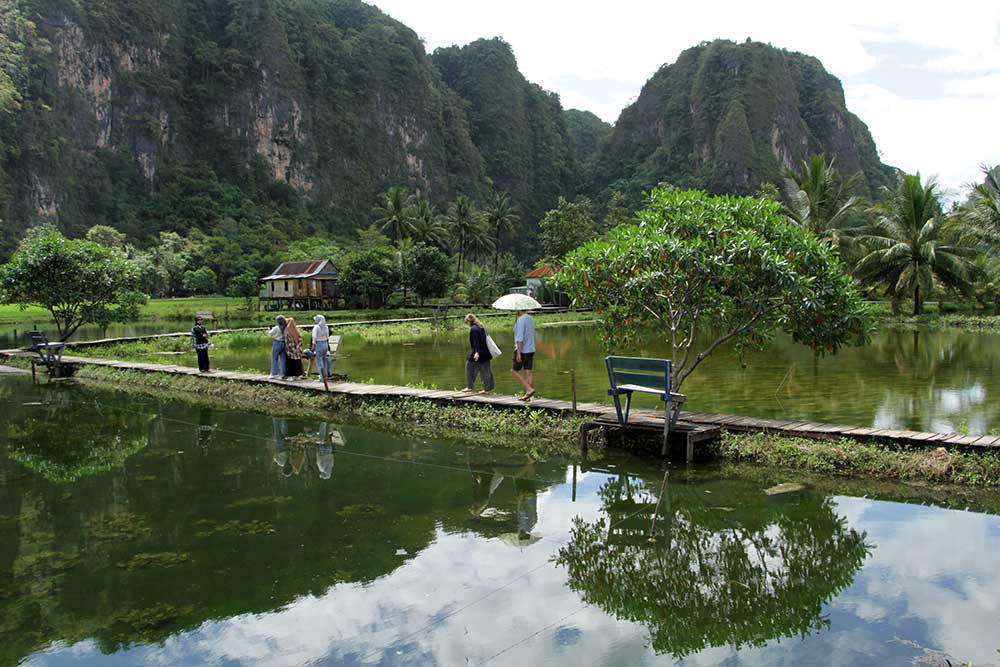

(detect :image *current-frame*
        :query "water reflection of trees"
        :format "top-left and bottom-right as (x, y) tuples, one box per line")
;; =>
(5, 393), (152, 482)
(555, 475), (870, 658)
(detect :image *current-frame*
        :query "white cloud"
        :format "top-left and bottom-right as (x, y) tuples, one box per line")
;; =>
(370, 0), (1000, 193)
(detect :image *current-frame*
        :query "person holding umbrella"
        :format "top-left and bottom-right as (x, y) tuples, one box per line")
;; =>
(491, 294), (540, 401)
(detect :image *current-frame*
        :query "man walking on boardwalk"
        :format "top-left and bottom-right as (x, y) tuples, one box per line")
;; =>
(511, 308), (536, 401)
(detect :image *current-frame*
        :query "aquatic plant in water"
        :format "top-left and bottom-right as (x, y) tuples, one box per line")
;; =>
(85, 511), (151, 543)
(118, 552), (191, 571)
(336, 503), (385, 519)
(227, 496), (294, 509)
(194, 519), (274, 537)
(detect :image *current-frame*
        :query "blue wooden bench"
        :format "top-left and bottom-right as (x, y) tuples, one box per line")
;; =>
(26, 331), (65, 376)
(606, 355), (687, 453)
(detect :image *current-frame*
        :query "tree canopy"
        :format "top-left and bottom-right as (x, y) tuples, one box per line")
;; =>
(0, 230), (145, 340)
(557, 188), (872, 393)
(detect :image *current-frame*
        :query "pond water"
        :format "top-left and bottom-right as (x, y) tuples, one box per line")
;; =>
(1, 375), (998, 666)
(113, 321), (1000, 434)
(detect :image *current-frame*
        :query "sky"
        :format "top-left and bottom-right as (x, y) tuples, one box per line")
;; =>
(369, 0), (1000, 196)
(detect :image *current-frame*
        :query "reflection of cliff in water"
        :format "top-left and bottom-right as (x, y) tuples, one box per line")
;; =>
(555, 474), (870, 658)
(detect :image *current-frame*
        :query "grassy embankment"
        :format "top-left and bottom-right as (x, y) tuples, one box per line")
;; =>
(76, 311), (599, 364)
(0, 296), (441, 328)
(719, 431), (1000, 489)
(70, 365), (601, 460)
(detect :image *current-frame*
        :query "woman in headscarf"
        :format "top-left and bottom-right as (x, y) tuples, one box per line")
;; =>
(462, 313), (494, 394)
(191, 315), (211, 373)
(268, 315), (287, 379)
(283, 317), (304, 380)
(312, 314), (331, 380)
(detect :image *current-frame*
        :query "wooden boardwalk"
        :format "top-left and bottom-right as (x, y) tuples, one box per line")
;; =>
(3, 350), (998, 451)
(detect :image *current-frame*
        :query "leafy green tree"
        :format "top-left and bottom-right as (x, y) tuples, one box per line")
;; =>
(539, 196), (597, 259)
(405, 243), (451, 305)
(453, 264), (499, 305)
(373, 186), (416, 244)
(483, 190), (519, 271)
(85, 225), (127, 250)
(182, 267), (217, 295)
(783, 155), (862, 233)
(493, 252), (527, 292)
(226, 270), (259, 299)
(854, 174), (977, 315)
(0, 230), (145, 340)
(284, 236), (341, 263)
(411, 199), (449, 251)
(603, 190), (633, 231)
(447, 195), (480, 274)
(339, 248), (400, 309)
(355, 224), (392, 252)
(557, 188), (871, 394)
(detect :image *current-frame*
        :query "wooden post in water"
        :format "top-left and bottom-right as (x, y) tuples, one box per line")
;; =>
(570, 368), (577, 416)
(30, 359), (36, 383)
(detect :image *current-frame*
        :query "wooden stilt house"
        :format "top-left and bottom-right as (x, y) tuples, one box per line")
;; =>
(258, 259), (339, 311)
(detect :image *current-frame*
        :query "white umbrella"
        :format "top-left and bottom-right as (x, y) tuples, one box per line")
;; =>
(492, 293), (542, 311)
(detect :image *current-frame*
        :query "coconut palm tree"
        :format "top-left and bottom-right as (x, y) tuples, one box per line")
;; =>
(854, 173), (977, 315)
(412, 199), (449, 250)
(957, 165), (1000, 246)
(447, 195), (479, 274)
(373, 186), (416, 243)
(783, 154), (865, 261)
(483, 190), (519, 271)
(783, 154), (863, 233)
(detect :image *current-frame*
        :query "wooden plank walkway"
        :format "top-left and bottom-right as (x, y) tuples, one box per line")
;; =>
(1, 350), (994, 451)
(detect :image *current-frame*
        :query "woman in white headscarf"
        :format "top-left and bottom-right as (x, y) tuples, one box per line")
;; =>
(312, 314), (331, 380)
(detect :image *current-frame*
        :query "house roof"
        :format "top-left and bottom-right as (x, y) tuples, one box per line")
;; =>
(523, 266), (555, 279)
(262, 259), (338, 280)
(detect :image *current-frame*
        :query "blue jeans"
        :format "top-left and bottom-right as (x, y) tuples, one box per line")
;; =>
(314, 339), (331, 378)
(271, 340), (286, 376)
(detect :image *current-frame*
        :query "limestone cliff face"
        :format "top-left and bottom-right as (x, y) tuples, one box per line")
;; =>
(589, 39), (896, 203)
(3, 0), (486, 243)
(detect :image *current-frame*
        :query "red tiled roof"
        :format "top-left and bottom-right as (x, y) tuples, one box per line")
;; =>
(523, 266), (555, 279)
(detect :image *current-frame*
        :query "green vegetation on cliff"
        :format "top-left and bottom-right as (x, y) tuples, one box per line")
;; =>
(589, 39), (897, 209)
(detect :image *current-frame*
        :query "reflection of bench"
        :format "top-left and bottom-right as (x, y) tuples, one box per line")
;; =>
(27, 331), (65, 376)
(606, 356), (687, 454)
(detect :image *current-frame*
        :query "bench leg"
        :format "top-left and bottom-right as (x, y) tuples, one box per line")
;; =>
(624, 392), (633, 424)
(661, 400), (671, 456)
(610, 392), (625, 425)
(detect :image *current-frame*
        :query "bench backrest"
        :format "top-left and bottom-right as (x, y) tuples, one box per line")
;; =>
(26, 331), (49, 349)
(329, 335), (342, 356)
(606, 356), (671, 393)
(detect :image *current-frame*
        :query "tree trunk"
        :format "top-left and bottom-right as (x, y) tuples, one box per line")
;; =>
(913, 285), (922, 315)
